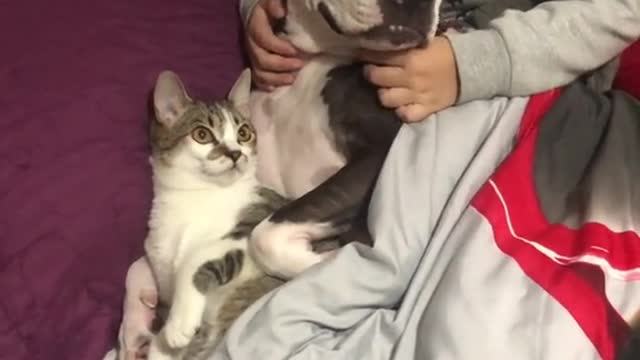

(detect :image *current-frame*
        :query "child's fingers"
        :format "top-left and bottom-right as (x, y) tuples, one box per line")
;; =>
(377, 87), (413, 108)
(396, 104), (432, 123)
(249, 38), (304, 72)
(357, 49), (407, 66)
(364, 65), (407, 88)
(139, 289), (157, 309)
(265, 0), (286, 19)
(249, 7), (297, 56)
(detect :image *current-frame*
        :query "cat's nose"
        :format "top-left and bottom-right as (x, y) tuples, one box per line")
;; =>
(226, 150), (242, 162)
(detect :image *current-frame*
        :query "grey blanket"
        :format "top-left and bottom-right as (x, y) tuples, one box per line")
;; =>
(210, 84), (640, 359)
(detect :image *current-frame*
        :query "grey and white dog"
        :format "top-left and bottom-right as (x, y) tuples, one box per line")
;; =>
(244, 2), (640, 359)
(247, 0), (442, 280)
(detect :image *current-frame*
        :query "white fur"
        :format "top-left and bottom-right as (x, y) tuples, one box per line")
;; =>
(145, 153), (261, 354)
(251, 56), (349, 198)
(250, 219), (340, 279)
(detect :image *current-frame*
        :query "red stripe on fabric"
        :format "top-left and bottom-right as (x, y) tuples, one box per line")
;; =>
(613, 40), (640, 100)
(472, 182), (630, 360)
(472, 90), (632, 359)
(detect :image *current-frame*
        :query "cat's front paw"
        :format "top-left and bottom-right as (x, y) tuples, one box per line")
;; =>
(162, 316), (199, 349)
(162, 290), (206, 349)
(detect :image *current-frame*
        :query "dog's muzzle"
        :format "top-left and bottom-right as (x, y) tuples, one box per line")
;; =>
(317, 0), (434, 49)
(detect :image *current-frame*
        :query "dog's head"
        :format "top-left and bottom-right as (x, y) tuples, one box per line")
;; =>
(284, 0), (441, 54)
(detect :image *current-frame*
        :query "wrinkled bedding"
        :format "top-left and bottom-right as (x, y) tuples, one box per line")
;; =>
(0, 1), (244, 359)
(212, 81), (640, 359)
(3, 0), (640, 358)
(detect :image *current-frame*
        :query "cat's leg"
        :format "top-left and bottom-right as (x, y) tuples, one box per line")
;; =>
(159, 241), (247, 350)
(250, 153), (384, 279)
(117, 256), (158, 360)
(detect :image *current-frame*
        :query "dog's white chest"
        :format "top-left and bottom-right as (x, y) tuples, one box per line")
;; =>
(250, 59), (347, 198)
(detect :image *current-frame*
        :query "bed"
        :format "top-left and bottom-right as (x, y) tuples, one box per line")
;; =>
(0, 1), (244, 359)
(2, 0), (640, 359)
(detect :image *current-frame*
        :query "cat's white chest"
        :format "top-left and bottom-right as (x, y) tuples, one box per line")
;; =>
(145, 184), (254, 301)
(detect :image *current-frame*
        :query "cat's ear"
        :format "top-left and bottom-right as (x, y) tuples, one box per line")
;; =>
(227, 68), (252, 118)
(153, 70), (192, 127)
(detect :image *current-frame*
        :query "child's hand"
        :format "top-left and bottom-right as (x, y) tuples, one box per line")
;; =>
(246, 0), (305, 91)
(358, 37), (459, 122)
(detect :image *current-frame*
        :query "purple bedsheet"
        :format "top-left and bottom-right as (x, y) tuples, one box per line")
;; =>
(0, 1), (245, 358)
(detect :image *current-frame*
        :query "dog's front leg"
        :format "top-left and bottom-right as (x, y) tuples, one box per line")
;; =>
(249, 152), (386, 279)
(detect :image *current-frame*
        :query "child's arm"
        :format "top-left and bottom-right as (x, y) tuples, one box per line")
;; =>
(360, 0), (640, 122)
(449, 0), (640, 103)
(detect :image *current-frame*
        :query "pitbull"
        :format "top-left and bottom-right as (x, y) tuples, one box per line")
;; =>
(247, 0), (442, 279)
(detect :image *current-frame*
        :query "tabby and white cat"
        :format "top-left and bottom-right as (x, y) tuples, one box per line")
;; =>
(145, 70), (285, 360)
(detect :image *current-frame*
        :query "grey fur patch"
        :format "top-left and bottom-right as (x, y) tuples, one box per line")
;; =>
(193, 250), (245, 293)
(214, 274), (284, 334)
(322, 64), (401, 158)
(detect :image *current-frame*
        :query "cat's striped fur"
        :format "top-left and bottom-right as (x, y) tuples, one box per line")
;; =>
(145, 71), (286, 360)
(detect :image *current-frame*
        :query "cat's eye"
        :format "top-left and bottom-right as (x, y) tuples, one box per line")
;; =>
(191, 126), (214, 144)
(237, 124), (254, 143)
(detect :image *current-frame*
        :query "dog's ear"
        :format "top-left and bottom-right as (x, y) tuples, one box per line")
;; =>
(228, 68), (252, 118)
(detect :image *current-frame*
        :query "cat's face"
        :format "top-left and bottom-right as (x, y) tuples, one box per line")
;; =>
(150, 71), (255, 186)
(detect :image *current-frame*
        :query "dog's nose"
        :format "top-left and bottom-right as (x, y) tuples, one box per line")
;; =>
(226, 150), (242, 162)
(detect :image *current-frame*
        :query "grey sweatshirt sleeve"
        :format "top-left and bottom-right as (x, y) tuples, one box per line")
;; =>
(446, 0), (640, 103)
(239, 0), (261, 27)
